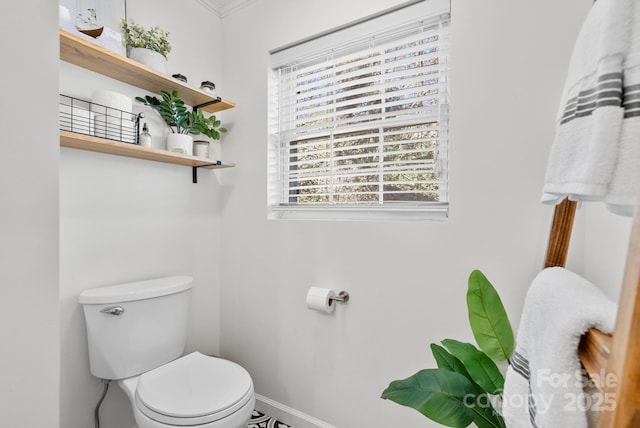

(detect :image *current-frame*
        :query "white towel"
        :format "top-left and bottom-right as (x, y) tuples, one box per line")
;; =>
(605, 2), (640, 216)
(541, 0), (640, 216)
(502, 268), (617, 428)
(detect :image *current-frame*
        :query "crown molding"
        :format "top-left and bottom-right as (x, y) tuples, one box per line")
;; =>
(195, 0), (222, 16)
(219, 0), (260, 18)
(195, 0), (260, 18)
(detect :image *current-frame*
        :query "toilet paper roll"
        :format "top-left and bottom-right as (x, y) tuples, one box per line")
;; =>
(94, 114), (136, 143)
(59, 104), (95, 135)
(91, 90), (133, 113)
(306, 287), (336, 314)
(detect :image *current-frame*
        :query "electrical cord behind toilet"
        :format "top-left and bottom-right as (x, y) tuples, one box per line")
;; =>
(94, 378), (111, 428)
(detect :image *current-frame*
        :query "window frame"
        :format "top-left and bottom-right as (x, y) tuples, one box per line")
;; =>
(268, 0), (451, 221)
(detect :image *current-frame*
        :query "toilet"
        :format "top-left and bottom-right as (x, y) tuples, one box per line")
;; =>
(79, 276), (255, 428)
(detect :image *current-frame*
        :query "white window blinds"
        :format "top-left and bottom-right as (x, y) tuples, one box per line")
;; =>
(269, 0), (450, 218)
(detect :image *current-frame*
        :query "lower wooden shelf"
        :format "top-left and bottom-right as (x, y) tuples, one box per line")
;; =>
(60, 130), (236, 170)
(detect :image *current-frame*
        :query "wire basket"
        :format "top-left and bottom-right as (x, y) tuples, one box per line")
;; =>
(59, 94), (140, 144)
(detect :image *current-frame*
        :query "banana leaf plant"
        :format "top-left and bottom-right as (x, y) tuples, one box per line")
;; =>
(381, 270), (514, 428)
(136, 90), (227, 140)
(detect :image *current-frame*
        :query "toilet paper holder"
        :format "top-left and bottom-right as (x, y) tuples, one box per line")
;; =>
(306, 287), (350, 313)
(330, 291), (350, 304)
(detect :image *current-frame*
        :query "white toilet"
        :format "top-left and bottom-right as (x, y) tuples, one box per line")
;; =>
(79, 276), (255, 428)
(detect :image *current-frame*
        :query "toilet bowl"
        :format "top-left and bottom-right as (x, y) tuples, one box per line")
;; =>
(78, 276), (255, 428)
(119, 352), (255, 428)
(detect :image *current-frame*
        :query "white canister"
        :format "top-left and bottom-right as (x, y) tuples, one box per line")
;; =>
(193, 140), (210, 158)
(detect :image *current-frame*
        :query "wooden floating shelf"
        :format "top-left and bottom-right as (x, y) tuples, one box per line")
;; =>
(60, 131), (236, 170)
(59, 29), (235, 114)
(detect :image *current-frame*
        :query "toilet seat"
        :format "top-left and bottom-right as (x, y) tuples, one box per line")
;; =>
(134, 352), (254, 426)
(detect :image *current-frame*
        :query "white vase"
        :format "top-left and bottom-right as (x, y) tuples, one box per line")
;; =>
(166, 133), (193, 156)
(128, 47), (167, 74)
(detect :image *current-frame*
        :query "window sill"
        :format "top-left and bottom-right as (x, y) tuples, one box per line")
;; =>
(269, 203), (449, 222)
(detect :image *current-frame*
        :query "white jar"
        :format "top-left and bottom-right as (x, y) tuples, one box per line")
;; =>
(193, 140), (210, 158)
(200, 81), (217, 98)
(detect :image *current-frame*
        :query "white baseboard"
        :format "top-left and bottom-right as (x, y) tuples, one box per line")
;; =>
(254, 394), (337, 428)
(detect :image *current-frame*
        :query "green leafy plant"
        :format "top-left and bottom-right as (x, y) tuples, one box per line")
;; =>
(121, 19), (172, 59)
(188, 109), (228, 140)
(136, 91), (227, 139)
(381, 270), (514, 428)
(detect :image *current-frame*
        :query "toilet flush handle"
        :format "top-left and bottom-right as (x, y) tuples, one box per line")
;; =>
(100, 306), (125, 316)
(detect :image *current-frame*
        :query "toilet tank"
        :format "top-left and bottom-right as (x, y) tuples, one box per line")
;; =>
(78, 276), (193, 380)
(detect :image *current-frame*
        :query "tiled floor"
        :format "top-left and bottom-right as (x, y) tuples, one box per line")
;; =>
(248, 410), (292, 428)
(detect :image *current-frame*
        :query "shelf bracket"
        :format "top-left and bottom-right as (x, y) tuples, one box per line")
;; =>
(193, 97), (222, 112)
(192, 161), (223, 183)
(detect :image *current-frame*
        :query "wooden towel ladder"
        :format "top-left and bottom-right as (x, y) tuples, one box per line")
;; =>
(544, 198), (640, 427)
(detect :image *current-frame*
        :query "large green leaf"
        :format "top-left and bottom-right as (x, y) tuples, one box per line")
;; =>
(466, 270), (514, 361)
(381, 369), (475, 427)
(472, 402), (506, 428)
(441, 339), (504, 395)
(431, 343), (506, 427)
(431, 343), (470, 377)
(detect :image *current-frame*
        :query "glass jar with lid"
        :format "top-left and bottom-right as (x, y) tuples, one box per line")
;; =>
(200, 81), (217, 97)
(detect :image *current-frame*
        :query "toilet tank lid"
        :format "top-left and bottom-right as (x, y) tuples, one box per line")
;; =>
(78, 276), (193, 305)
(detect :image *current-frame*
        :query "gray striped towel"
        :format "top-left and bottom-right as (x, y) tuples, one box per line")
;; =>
(542, 0), (640, 216)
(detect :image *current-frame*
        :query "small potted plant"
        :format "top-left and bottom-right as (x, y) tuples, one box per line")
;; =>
(121, 19), (172, 73)
(136, 90), (227, 156)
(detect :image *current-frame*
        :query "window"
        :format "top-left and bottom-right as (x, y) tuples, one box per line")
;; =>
(269, 0), (450, 219)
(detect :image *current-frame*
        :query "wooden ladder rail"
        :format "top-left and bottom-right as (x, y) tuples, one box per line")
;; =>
(597, 195), (640, 427)
(544, 199), (578, 268)
(544, 197), (640, 426)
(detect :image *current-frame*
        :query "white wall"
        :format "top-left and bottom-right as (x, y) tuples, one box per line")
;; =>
(219, 0), (591, 426)
(59, 2), (225, 428)
(582, 204), (633, 300)
(3, 2), (618, 428)
(0, 1), (60, 427)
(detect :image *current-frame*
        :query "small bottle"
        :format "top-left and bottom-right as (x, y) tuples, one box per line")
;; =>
(139, 123), (152, 147)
